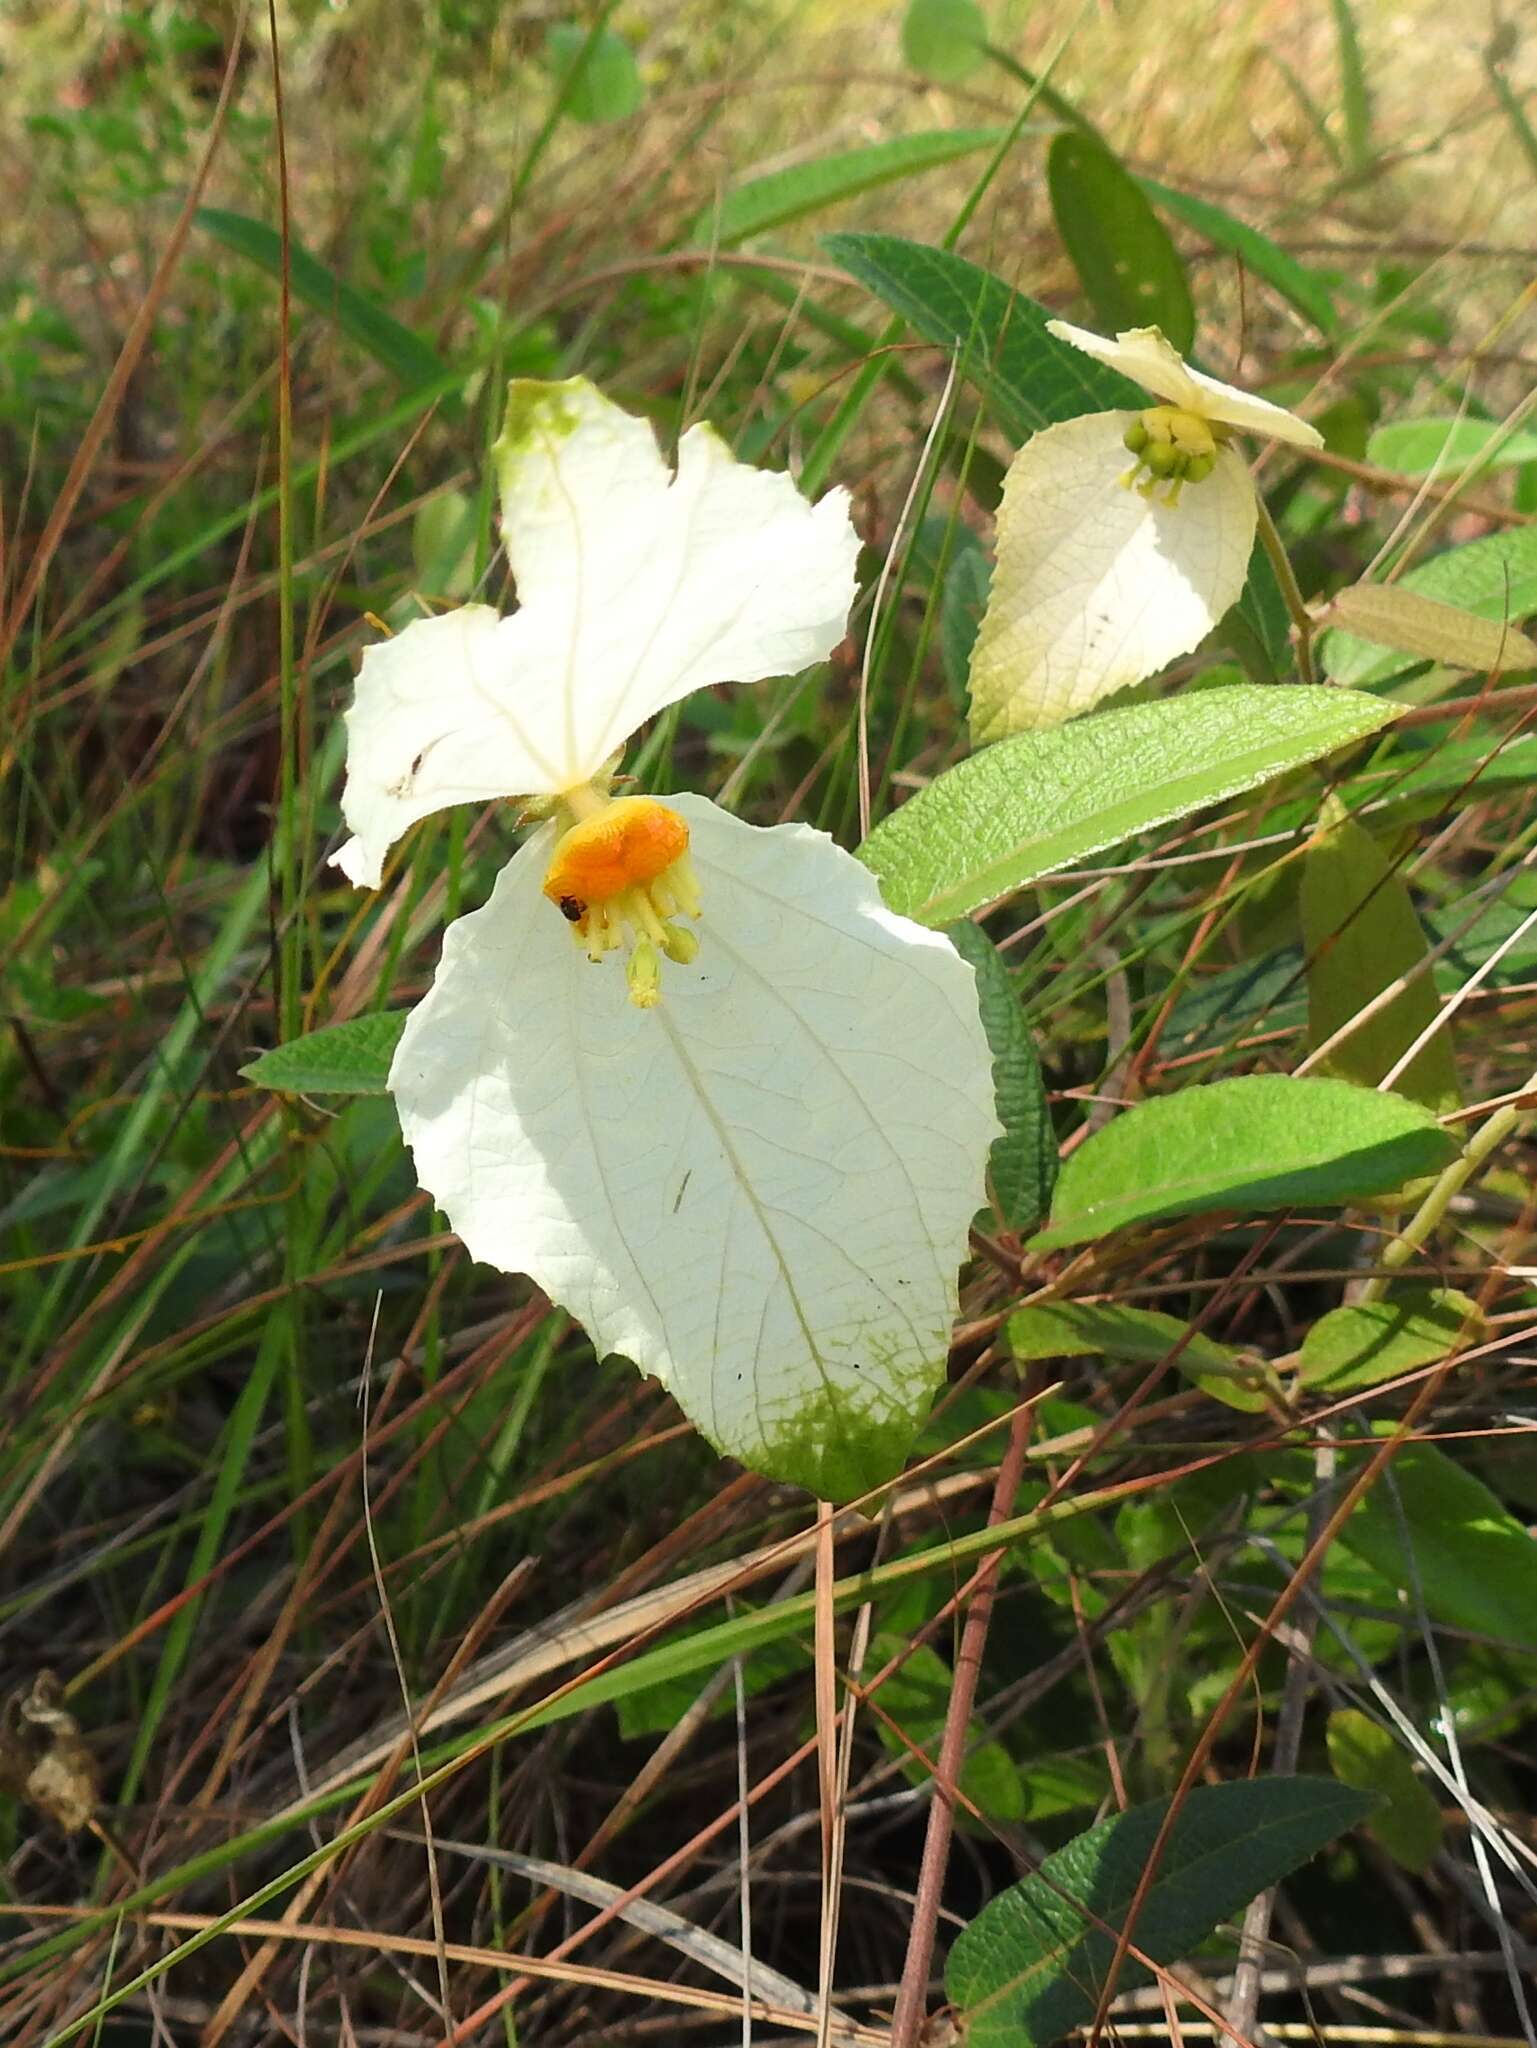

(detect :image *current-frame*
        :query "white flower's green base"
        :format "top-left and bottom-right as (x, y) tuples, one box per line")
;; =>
(389, 796), (1000, 1499)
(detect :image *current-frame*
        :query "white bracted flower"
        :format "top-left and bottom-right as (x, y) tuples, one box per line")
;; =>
(334, 378), (1001, 1500)
(968, 320), (1324, 739)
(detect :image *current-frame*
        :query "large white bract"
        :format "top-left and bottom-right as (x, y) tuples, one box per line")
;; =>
(968, 321), (1323, 739)
(333, 378), (1000, 1499)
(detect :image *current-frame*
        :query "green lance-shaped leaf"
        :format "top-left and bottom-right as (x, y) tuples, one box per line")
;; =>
(242, 1012), (410, 1097)
(1298, 1287), (1484, 1393)
(1322, 584), (1537, 679)
(1327, 1709), (1444, 1873)
(1030, 1074), (1455, 1251)
(946, 1777), (1375, 2047)
(1007, 1300), (1275, 1413)
(1300, 798), (1460, 1114)
(901, 0), (988, 83)
(1337, 1435), (1537, 1654)
(697, 129), (1004, 246)
(823, 231), (1291, 671)
(1320, 526), (1537, 689)
(194, 209), (447, 391)
(1138, 176), (1338, 336)
(947, 921), (1057, 1233)
(858, 684), (1398, 927)
(1048, 132), (1195, 351)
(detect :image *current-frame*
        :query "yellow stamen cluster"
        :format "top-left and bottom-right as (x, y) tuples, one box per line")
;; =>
(1121, 405), (1225, 505)
(541, 793), (703, 1008)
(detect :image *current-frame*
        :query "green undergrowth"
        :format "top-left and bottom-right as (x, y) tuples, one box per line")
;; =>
(3, 2), (1537, 2042)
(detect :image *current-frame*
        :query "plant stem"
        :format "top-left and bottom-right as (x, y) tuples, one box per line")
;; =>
(1358, 1074), (1536, 1303)
(1253, 491), (1317, 685)
(888, 1401), (1035, 2048)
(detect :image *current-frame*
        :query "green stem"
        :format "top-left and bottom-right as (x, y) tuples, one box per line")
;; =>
(1253, 489), (1316, 685)
(1358, 1075), (1536, 1303)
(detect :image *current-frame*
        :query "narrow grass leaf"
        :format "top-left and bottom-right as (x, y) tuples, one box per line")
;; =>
(1029, 1074), (1455, 1251)
(700, 129), (1004, 246)
(1327, 1709), (1445, 1872)
(947, 921), (1057, 1233)
(194, 208), (446, 389)
(858, 684), (1397, 926)
(1048, 133), (1195, 351)
(242, 1013), (409, 1097)
(1331, 0), (1375, 171)
(1338, 1435), (1537, 1654)
(1300, 799), (1461, 1112)
(1299, 1288), (1485, 1393)
(946, 1778), (1374, 2046)
(1138, 177), (1338, 335)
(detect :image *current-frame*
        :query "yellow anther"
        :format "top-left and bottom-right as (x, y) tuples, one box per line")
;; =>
(541, 792), (704, 1002)
(1122, 405), (1224, 498)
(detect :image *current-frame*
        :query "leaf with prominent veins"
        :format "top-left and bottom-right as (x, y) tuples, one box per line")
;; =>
(334, 377), (859, 886)
(968, 412), (1256, 736)
(388, 795), (1000, 1498)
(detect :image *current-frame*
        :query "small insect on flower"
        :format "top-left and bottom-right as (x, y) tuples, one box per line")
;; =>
(329, 378), (1000, 1500)
(968, 320), (1323, 738)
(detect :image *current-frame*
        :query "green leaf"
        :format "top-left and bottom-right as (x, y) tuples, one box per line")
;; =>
(241, 1013), (409, 1097)
(544, 22), (645, 124)
(947, 922), (1057, 1233)
(1322, 584), (1537, 677)
(871, 1635), (1025, 1822)
(823, 231), (1143, 446)
(1047, 133), (1194, 352)
(1007, 1301), (1273, 1413)
(940, 537), (990, 700)
(1338, 1437), (1537, 1654)
(1299, 1289), (1485, 1394)
(858, 684), (1398, 927)
(1320, 528), (1537, 689)
(1300, 799), (1460, 1113)
(902, 0), (988, 83)
(825, 232), (1288, 667)
(946, 1777), (1374, 2046)
(700, 128), (1003, 246)
(1330, 0), (1375, 172)
(1327, 1709), (1444, 1872)
(1137, 176), (1338, 336)
(1367, 415), (1537, 477)
(194, 208), (446, 390)
(1030, 1075), (1455, 1251)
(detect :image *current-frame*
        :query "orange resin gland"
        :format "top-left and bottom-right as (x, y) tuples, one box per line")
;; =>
(541, 797), (690, 915)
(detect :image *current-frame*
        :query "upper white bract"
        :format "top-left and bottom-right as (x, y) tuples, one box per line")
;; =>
(334, 379), (861, 888)
(330, 378), (1001, 1498)
(969, 322), (1323, 739)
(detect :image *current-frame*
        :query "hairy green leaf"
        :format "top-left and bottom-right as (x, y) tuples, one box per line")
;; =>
(1031, 1075), (1455, 1250)
(1048, 133), (1195, 350)
(242, 1013), (409, 1097)
(859, 685), (1397, 926)
(947, 1778), (1373, 2045)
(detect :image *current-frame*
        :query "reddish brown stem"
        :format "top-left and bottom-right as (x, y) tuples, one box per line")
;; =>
(888, 1398), (1036, 2047)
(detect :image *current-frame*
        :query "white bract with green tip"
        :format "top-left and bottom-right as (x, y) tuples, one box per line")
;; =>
(332, 377), (1000, 1500)
(968, 320), (1324, 739)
